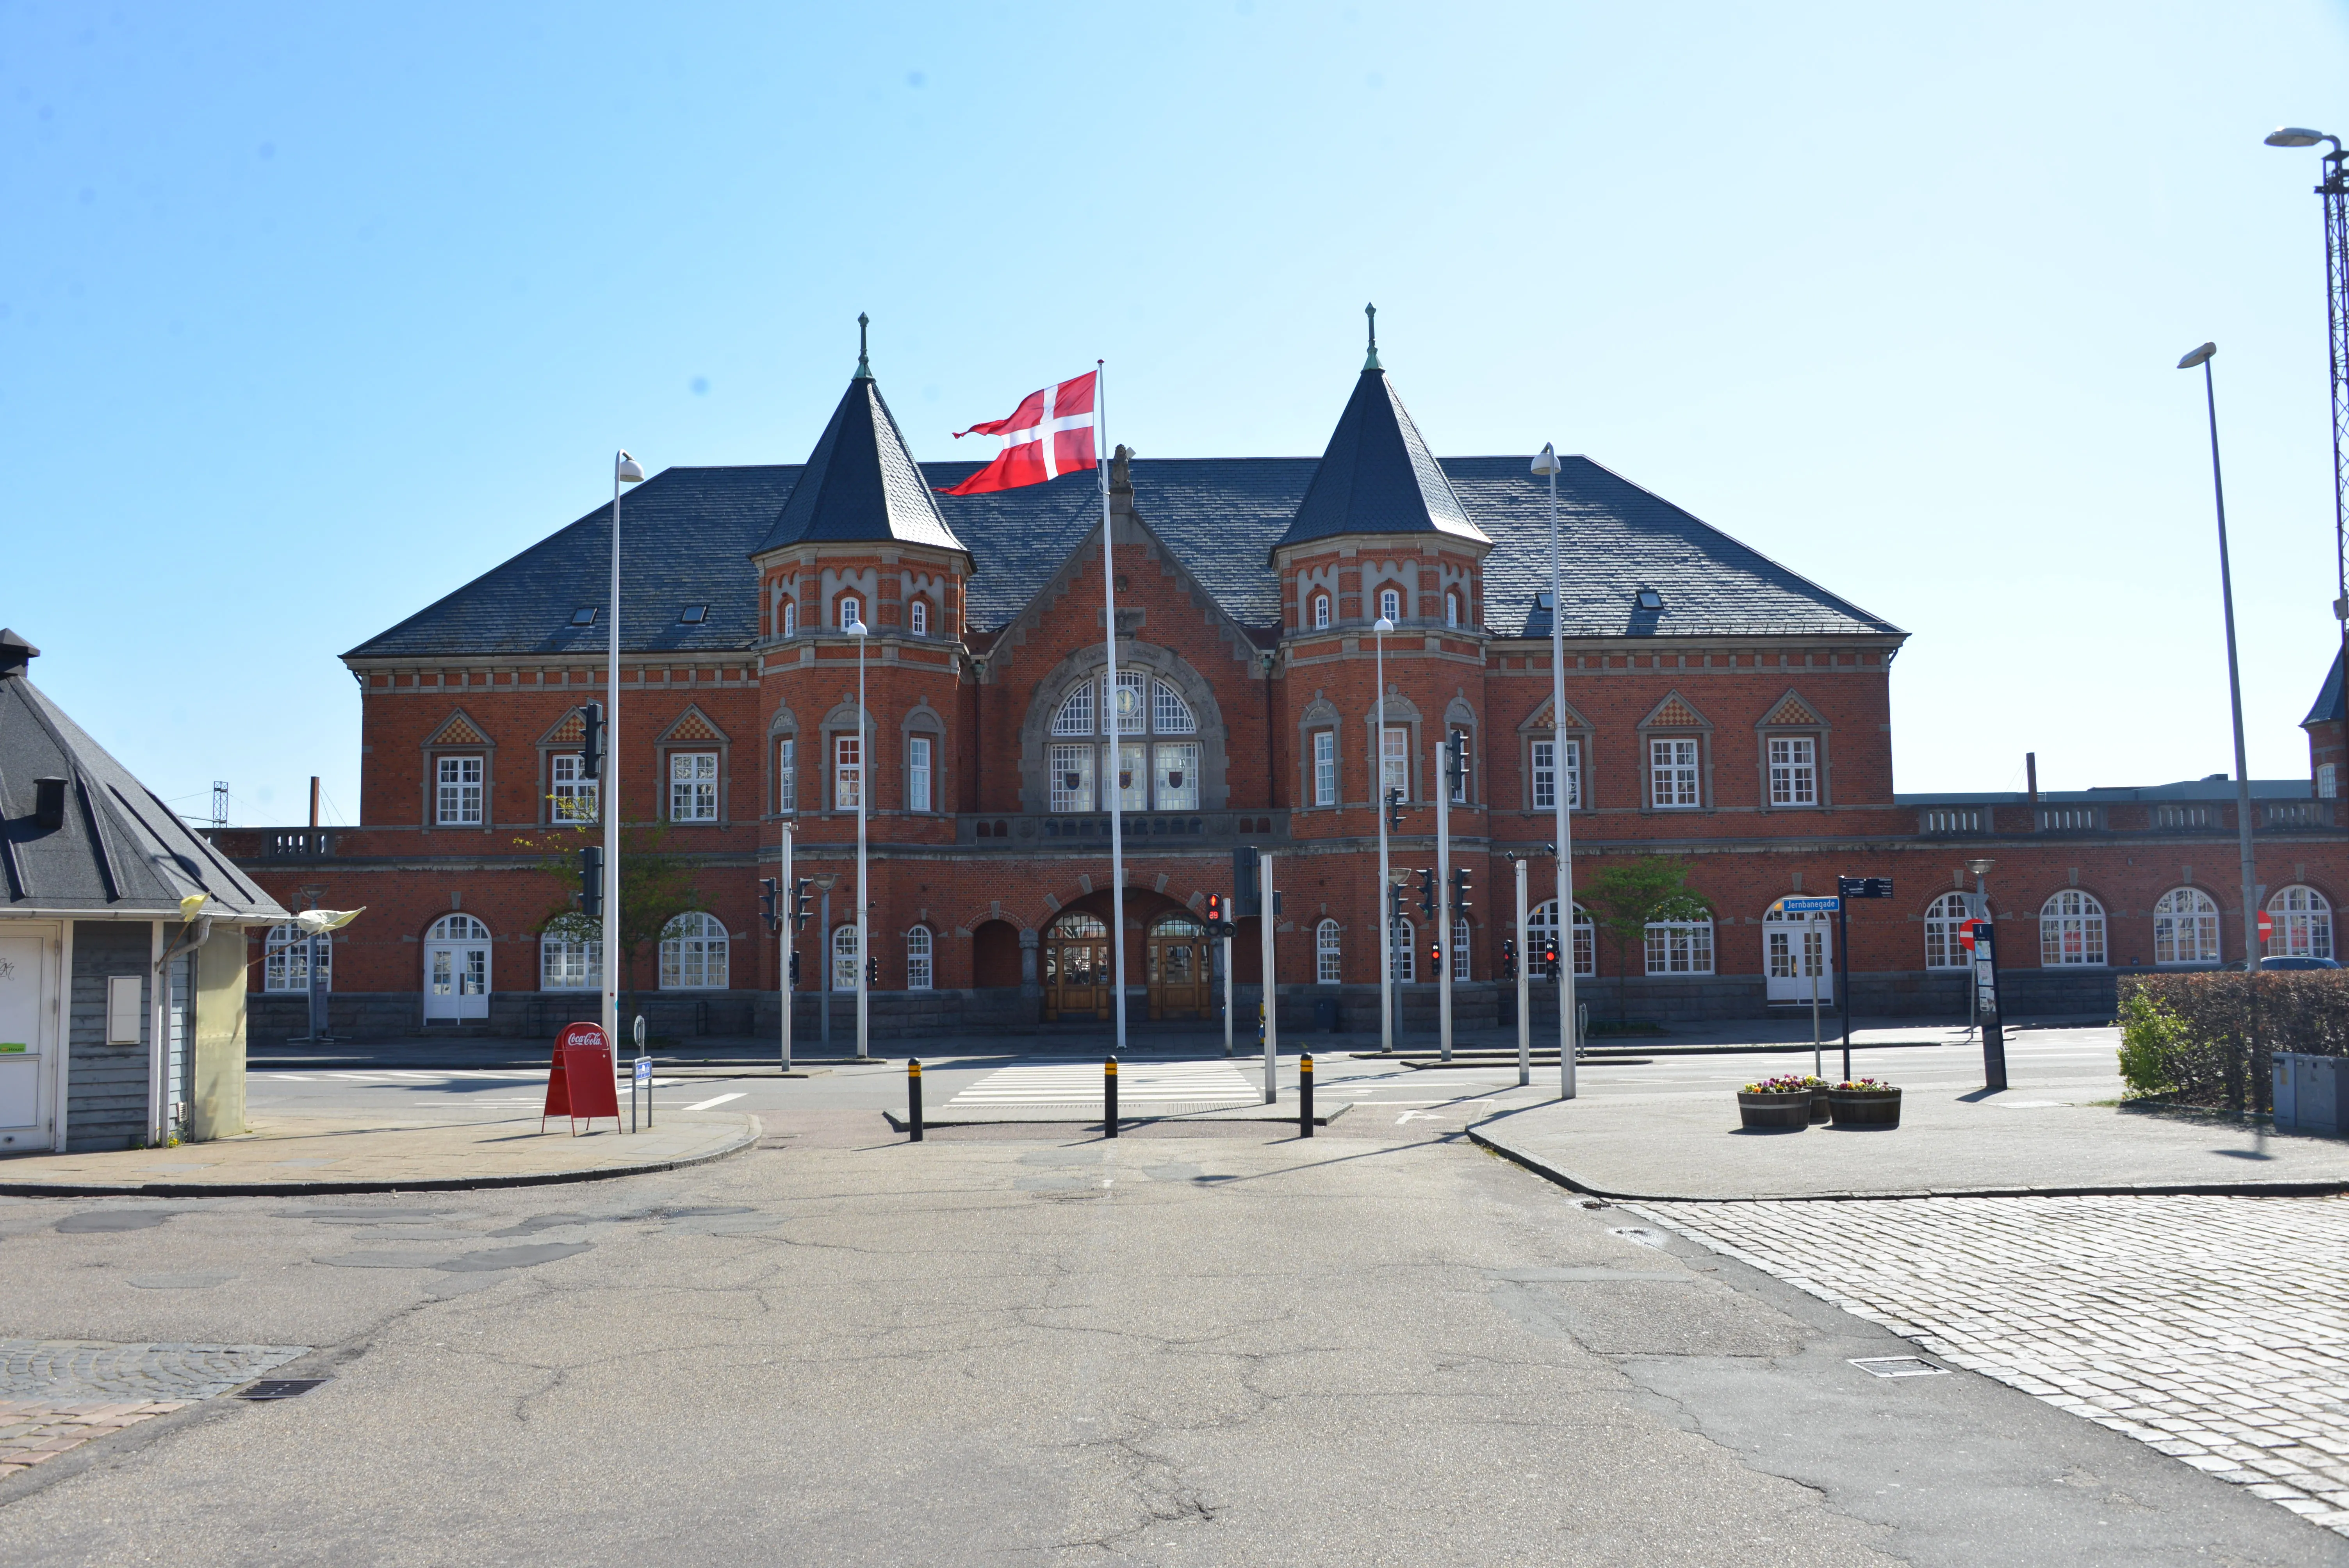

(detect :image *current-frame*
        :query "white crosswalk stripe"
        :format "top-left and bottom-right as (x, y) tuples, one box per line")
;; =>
(946, 1059), (1260, 1111)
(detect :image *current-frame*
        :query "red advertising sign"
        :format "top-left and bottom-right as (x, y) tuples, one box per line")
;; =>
(541, 1021), (620, 1135)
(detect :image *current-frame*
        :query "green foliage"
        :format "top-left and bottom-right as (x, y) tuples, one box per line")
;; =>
(512, 817), (708, 1000)
(2115, 990), (2192, 1099)
(2114, 971), (2349, 1113)
(1577, 857), (1712, 1017)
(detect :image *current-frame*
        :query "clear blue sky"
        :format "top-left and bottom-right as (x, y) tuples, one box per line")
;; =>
(7, 2), (2348, 824)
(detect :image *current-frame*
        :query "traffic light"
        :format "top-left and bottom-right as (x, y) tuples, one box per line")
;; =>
(1417, 868), (1437, 921)
(758, 877), (780, 932)
(1540, 933), (1561, 978)
(1385, 788), (1405, 832)
(578, 845), (602, 921)
(578, 702), (605, 783)
(1428, 935), (1443, 975)
(1206, 893), (1224, 926)
(867, 956), (880, 988)
(1501, 937), (1517, 982)
(791, 877), (815, 932)
(1444, 729), (1471, 799)
(1450, 866), (1473, 916)
(788, 951), (802, 988)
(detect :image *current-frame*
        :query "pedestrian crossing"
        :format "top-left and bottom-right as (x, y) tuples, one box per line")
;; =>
(945, 1058), (1262, 1112)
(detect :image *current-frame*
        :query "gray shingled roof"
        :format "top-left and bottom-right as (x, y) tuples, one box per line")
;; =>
(1275, 369), (1486, 552)
(754, 374), (964, 556)
(0, 645), (288, 919)
(2305, 648), (2343, 727)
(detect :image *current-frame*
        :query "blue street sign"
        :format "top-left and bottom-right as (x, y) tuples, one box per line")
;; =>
(633, 1055), (652, 1085)
(1779, 896), (1841, 913)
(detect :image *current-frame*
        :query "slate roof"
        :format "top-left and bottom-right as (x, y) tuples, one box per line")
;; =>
(0, 639), (288, 919)
(2305, 648), (2343, 727)
(1275, 369), (1486, 552)
(754, 373), (964, 556)
(346, 456), (1901, 658)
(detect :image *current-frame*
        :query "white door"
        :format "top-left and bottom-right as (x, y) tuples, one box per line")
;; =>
(423, 915), (492, 1021)
(1763, 905), (1832, 1004)
(0, 929), (59, 1152)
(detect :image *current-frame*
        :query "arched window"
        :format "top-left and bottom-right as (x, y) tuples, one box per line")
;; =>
(1527, 900), (1596, 979)
(1315, 918), (1342, 984)
(660, 912), (729, 990)
(1452, 917), (1472, 980)
(263, 922), (330, 993)
(782, 600), (797, 638)
(1378, 586), (1400, 622)
(1312, 593), (1331, 630)
(1644, 899), (1714, 975)
(2269, 885), (2334, 959)
(1046, 671), (1201, 811)
(831, 923), (860, 991)
(838, 596), (862, 630)
(909, 598), (929, 636)
(905, 926), (934, 991)
(428, 914), (490, 943)
(1052, 682), (1094, 736)
(2039, 890), (2107, 966)
(1923, 891), (1974, 970)
(541, 931), (600, 990)
(2154, 888), (2221, 967)
(1151, 681), (1196, 734)
(1388, 916), (1415, 983)
(1445, 592), (1460, 628)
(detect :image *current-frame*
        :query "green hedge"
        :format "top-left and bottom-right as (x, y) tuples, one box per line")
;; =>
(2115, 971), (2349, 1110)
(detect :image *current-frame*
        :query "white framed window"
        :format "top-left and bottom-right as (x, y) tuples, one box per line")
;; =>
(550, 752), (596, 823)
(1049, 743), (1095, 812)
(1447, 729), (1471, 804)
(1155, 742), (1199, 809)
(906, 926), (933, 991)
(1452, 917), (1471, 981)
(1649, 738), (1699, 808)
(1313, 593), (1331, 629)
(782, 600), (797, 638)
(1378, 587), (1399, 621)
(1314, 731), (1337, 806)
(2039, 889), (2108, 967)
(2322, 764), (2339, 800)
(1529, 738), (1582, 811)
(1381, 726), (1409, 802)
(1644, 908), (1715, 974)
(1768, 736), (1818, 806)
(2269, 885), (2334, 959)
(908, 736), (933, 813)
(1110, 742), (1145, 811)
(436, 755), (483, 825)
(834, 734), (862, 812)
(1107, 671), (1146, 734)
(1052, 682), (1094, 736)
(659, 912), (729, 990)
(909, 598), (929, 636)
(838, 596), (862, 629)
(1526, 900), (1595, 978)
(669, 751), (718, 821)
(777, 738), (796, 814)
(1923, 891), (1974, 970)
(831, 923), (860, 991)
(1445, 592), (1460, 628)
(1316, 919), (1342, 984)
(1389, 916), (1415, 983)
(540, 933), (600, 990)
(263, 923), (330, 993)
(2154, 887), (2221, 966)
(1151, 681), (1196, 734)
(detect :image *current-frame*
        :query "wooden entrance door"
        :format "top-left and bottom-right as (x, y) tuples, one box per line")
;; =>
(1147, 915), (1212, 1021)
(1043, 911), (1112, 1022)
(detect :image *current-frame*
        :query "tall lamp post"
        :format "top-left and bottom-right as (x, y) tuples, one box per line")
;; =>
(1533, 442), (1577, 1098)
(850, 617), (871, 1059)
(2263, 127), (2349, 719)
(2178, 342), (2262, 973)
(602, 449), (645, 1050)
(1373, 613), (1395, 1053)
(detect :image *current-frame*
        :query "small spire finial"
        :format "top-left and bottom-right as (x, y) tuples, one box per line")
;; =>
(855, 312), (872, 380)
(1363, 302), (1381, 371)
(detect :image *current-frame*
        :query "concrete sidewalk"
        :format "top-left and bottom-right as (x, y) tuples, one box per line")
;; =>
(1472, 1082), (2349, 1201)
(0, 1112), (759, 1197)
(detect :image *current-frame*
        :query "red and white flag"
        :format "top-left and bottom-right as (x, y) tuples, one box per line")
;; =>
(937, 371), (1098, 495)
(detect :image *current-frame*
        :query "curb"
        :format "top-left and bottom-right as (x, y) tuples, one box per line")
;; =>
(1360, 1039), (1956, 1063)
(882, 1105), (1349, 1131)
(1464, 1126), (2349, 1203)
(0, 1117), (764, 1199)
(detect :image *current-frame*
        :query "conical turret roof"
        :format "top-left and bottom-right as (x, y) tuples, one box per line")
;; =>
(1274, 365), (1488, 554)
(755, 349), (964, 557)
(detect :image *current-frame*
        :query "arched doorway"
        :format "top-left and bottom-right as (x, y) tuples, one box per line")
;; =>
(424, 914), (492, 1021)
(1043, 910), (1112, 1022)
(1761, 898), (1831, 1004)
(1147, 914), (1212, 1021)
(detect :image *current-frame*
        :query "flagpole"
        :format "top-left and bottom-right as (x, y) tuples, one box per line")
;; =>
(1099, 359), (1128, 1058)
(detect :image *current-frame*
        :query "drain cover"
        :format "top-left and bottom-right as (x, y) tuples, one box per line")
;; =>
(238, 1379), (328, 1401)
(1850, 1356), (1948, 1378)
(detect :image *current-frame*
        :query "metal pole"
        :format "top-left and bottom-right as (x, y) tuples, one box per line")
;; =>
(1838, 900), (1852, 1081)
(907, 1057), (923, 1142)
(602, 455), (627, 1052)
(1299, 1051), (1314, 1138)
(1514, 857), (1529, 1087)
(1542, 446), (1578, 1100)
(1222, 935), (1234, 1057)
(779, 825), (793, 1073)
(1099, 361), (1129, 1058)
(856, 630), (871, 1058)
(820, 889), (832, 1051)
(1104, 1055), (1119, 1137)
(1260, 849), (1277, 1103)
(1375, 624), (1392, 1055)
(1436, 733), (1453, 1062)
(1809, 914), (1821, 1080)
(2198, 356), (2263, 973)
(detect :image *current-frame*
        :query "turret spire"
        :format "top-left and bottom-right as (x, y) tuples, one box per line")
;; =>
(1363, 302), (1381, 371)
(854, 312), (872, 380)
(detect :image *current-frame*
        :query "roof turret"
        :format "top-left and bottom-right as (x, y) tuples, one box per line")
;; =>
(754, 318), (965, 557)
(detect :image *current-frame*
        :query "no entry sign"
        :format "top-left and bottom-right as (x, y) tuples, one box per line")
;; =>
(542, 1021), (621, 1135)
(2258, 910), (2275, 943)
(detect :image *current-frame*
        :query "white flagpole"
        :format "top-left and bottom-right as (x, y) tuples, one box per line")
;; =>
(1099, 360), (1128, 1057)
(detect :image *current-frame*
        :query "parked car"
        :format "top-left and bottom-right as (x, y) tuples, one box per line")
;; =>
(2226, 956), (2342, 971)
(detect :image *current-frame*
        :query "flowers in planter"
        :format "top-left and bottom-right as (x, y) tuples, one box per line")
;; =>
(1742, 1074), (1809, 1094)
(1833, 1078), (1896, 1092)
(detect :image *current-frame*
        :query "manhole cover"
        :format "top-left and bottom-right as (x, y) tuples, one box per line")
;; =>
(239, 1379), (328, 1400)
(1850, 1356), (1949, 1378)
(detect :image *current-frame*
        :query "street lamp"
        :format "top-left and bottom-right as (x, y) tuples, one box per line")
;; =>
(1532, 442), (1576, 1099)
(2178, 343), (2262, 972)
(2262, 127), (2349, 773)
(850, 618), (871, 1058)
(602, 449), (645, 1051)
(1373, 613), (1395, 1053)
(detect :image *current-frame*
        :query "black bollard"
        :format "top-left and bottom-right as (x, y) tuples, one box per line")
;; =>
(907, 1058), (924, 1142)
(1299, 1052), (1315, 1138)
(1104, 1055), (1119, 1138)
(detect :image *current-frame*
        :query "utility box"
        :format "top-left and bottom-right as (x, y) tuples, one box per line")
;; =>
(2272, 1052), (2349, 1137)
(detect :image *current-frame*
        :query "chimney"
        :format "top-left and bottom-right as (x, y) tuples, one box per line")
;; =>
(310, 776), (321, 829)
(2026, 752), (2038, 805)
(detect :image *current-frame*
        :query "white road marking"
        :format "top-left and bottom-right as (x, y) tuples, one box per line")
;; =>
(947, 1059), (1260, 1111)
(683, 1092), (746, 1111)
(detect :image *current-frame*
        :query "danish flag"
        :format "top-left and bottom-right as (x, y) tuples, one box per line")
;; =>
(937, 370), (1098, 495)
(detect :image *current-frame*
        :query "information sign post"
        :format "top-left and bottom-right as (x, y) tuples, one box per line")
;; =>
(1973, 923), (2007, 1090)
(1779, 896), (1841, 1079)
(1834, 877), (1895, 1080)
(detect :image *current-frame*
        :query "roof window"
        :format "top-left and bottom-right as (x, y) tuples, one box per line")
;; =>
(678, 605), (708, 624)
(1635, 589), (1663, 611)
(570, 607), (597, 625)
(1536, 592), (1554, 609)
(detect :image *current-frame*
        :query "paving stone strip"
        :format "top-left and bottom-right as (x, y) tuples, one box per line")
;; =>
(0, 1340), (311, 1479)
(1632, 1194), (2349, 1540)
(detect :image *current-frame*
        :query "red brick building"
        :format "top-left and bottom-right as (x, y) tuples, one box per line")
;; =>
(212, 339), (2349, 1040)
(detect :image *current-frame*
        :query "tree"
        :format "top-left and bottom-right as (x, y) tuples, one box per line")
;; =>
(515, 816), (708, 1010)
(1577, 856), (1713, 1017)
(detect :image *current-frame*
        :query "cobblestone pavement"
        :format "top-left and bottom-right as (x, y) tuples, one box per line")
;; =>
(1634, 1194), (2349, 1539)
(0, 1402), (189, 1478)
(0, 1341), (309, 1479)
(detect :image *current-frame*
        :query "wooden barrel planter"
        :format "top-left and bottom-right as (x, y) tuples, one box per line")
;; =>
(1736, 1090), (1812, 1130)
(1828, 1087), (1903, 1128)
